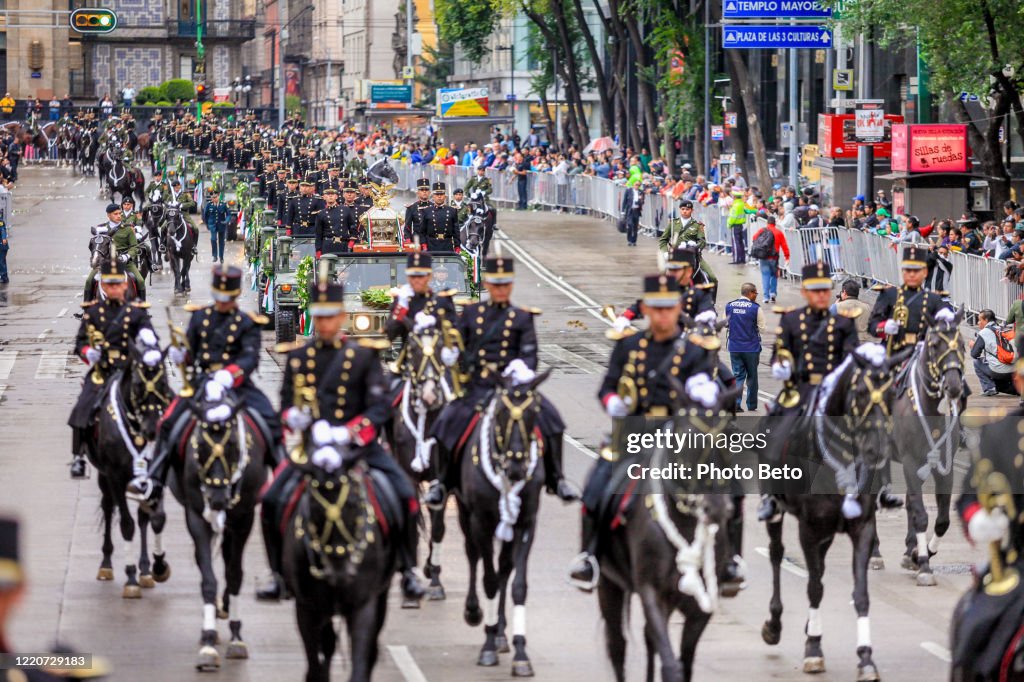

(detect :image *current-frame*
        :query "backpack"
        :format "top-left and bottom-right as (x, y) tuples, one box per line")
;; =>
(749, 226), (776, 260)
(994, 325), (1016, 365)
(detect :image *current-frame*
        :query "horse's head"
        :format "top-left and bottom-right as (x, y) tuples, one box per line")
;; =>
(463, 211), (486, 251)
(89, 233), (112, 269)
(126, 339), (171, 440)
(403, 324), (450, 410)
(366, 158), (398, 186)
(490, 368), (551, 483)
(189, 382), (246, 513)
(921, 305), (966, 404)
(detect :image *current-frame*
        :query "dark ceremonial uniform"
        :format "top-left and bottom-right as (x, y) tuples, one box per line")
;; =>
(277, 183), (299, 226)
(314, 198), (356, 256)
(867, 244), (950, 353)
(385, 253), (458, 345)
(419, 196), (460, 253)
(209, 136), (229, 161)
(771, 305), (858, 415)
(354, 191), (374, 220)
(227, 144), (250, 171)
(287, 189), (324, 238)
(621, 247), (714, 328)
(404, 199), (430, 243)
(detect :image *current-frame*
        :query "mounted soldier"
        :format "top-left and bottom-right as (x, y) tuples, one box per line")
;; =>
(464, 163), (493, 199)
(68, 258), (158, 479)
(418, 182), (460, 253)
(130, 265), (283, 502)
(426, 254), (579, 507)
(386, 251), (458, 347)
(404, 177), (431, 242)
(613, 246), (714, 333)
(867, 244), (950, 356)
(659, 199), (718, 298)
(84, 204), (145, 302)
(256, 278), (426, 603)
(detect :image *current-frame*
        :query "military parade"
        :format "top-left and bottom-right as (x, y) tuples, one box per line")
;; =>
(0, 92), (1023, 682)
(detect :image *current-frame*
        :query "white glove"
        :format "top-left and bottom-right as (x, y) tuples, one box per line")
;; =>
(685, 373), (721, 408)
(284, 407), (312, 432)
(85, 347), (102, 365)
(137, 328), (157, 347)
(204, 380), (226, 402)
(205, 404), (232, 422)
(311, 419), (333, 447)
(440, 347), (459, 367)
(771, 361), (792, 381)
(213, 369), (234, 389)
(168, 346), (187, 365)
(883, 318), (901, 335)
(395, 283), (414, 308)
(413, 312), (437, 333)
(118, 254), (129, 263)
(968, 508), (1009, 545)
(684, 240), (697, 248)
(613, 316), (631, 333)
(142, 349), (162, 367)
(503, 358), (536, 386)
(311, 446), (343, 473)
(331, 426), (352, 446)
(605, 395), (628, 418)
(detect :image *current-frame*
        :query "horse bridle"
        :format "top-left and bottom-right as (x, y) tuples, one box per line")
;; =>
(908, 325), (965, 479)
(917, 325), (965, 399)
(192, 417), (250, 510)
(493, 390), (539, 465)
(846, 367), (895, 431)
(127, 356), (171, 425)
(298, 464), (376, 579)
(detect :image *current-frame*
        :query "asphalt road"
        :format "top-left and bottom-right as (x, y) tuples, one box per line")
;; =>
(0, 166), (1001, 681)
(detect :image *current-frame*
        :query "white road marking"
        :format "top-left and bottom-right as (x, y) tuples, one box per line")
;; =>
(0, 350), (15, 401)
(73, 177), (85, 186)
(57, 307), (68, 318)
(37, 329), (50, 340)
(542, 345), (605, 374)
(920, 641), (951, 663)
(754, 546), (810, 578)
(565, 434), (599, 460)
(387, 645), (429, 682)
(35, 351), (69, 379)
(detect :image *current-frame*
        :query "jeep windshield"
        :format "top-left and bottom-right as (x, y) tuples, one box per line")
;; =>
(284, 238), (316, 270)
(337, 262), (394, 298)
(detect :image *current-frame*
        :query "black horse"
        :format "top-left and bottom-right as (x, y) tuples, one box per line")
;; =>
(168, 384), (267, 671)
(162, 202), (195, 295)
(885, 307), (967, 584)
(457, 370), (550, 676)
(104, 147), (145, 207)
(86, 342), (173, 597)
(462, 190), (496, 260)
(761, 347), (907, 682)
(388, 323), (458, 602)
(84, 232), (140, 303)
(283, 447), (401, 682)
(596, 375), (745, 682)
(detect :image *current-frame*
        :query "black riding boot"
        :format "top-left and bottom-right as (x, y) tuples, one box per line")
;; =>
(256, 510), (291, 601)
(424, 444), (452, 509)
(398, 513), (426, 603)
(876, 462), (903, 510)
(543, 433), (580, 502)
(70, 428), (88, 479)
(568, 513), (599, 591)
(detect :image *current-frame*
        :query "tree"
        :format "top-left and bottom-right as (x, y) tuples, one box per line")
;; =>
(415, 43), (456, 108)
(435, 0), (513, 63)
(829, 0), (1024, 206)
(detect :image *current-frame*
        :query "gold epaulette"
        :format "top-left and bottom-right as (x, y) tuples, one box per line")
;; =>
(246, 310), (270, 325)
(183, 302), (206, 312)
(357, 337), (391, 350)
(273, 339), (307, 353)
(132, 300), (151, 309)
(81, 300), (96, 308)
(773, 305), (797, 314)
(871, 283), (893, 292)
(522, 306), (542, 315)
(775, 348), (795, 365)
(453, 296), (476, 307)
(836, 306), (864, 319)
(695, 283), (716, 290)
(437, 288), (459, 297)
(687, 332), (721, 350)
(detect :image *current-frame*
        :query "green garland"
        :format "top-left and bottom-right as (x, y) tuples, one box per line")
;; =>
(296, 256), (315, 311)
(361, 288), (392, 309)
(460, 250), (480, 298)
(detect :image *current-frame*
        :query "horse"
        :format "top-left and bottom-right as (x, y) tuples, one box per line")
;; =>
(141, 199), (165, 273)
(86, 342), (173, 597)
(283, 445), (402, 682)
(387, 322), (457, 602)
(596, 376), (745, 682)
(760, 345), (909, 681)
(168, 383), (268, 671)
(104, 146), (145, 207)
(884, 306), (967, 585)
(461, 191), (496, 265)
(28, 120), (58, 163)
(57, 123), (78, 167)
(456, 370), (552, 676)
(84, 232), (140, 303)
(162, 202), (195, 295)
(79, 127), (99, 175)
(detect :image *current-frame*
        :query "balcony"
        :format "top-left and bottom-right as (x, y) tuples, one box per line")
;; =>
(166, 19), (256, 41)
(69, 70), (96, 99)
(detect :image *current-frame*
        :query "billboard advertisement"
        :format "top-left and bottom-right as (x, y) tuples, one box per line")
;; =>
(818, 113), (903, 159)
(437, 87), (490, 117)
(890, 124), (971, 173)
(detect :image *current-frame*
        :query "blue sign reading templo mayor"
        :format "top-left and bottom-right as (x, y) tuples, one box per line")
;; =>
(722, 25), (833, 49)
(722, 0), (832, 19)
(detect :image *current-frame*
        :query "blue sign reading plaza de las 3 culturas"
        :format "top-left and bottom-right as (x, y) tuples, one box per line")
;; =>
(722, 25), (832, 49)
(722, 0), (832, 19)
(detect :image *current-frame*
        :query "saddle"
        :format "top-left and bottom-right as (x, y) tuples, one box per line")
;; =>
(168, 403), (272, 461)
(597, 458), (642, 532)
(276, 463), (401, 539)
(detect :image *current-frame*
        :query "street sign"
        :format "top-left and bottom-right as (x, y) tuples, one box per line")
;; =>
(855, 101), (885, 143)
(722, 26), (832, 49)
(725, 112), (738, 128)
(506, 94), (517, 101)
(722, 0), (831, 19)
(370, 84), (412, 104)
(401, 66), (414, 79)
(711, 125), (725, 141)
(69, 8), (117, 34)
(833, 69), (853, 91)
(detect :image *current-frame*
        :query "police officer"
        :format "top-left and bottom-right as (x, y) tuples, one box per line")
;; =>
(418, 182), (460, 253)
(132, 265), (283, 501)
(69, 258), (159, 479)
(757, 261), (860, 520)
(614, 246), (714, 331)
(385, 251), (457, 346)
(427, 255), (579, 506)
(567, 273), (723, 589)
(287, 181), (324, 238)
(868, 244), (950, 354)
(404, 178), (431, 242)
(256, 278), (426, 603)
(314, 188), (356, 256)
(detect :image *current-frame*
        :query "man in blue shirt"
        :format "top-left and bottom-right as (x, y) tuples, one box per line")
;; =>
(0, 219), (8, 284)
(725, 282), (764, 412)
(202, 191), (230, 263)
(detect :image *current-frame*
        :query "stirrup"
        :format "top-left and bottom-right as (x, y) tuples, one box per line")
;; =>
(567, 552), (599, 592)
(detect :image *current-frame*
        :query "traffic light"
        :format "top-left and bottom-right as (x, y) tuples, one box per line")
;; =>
(69, 8), (118, 34)
(196, 84), (207, 102)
